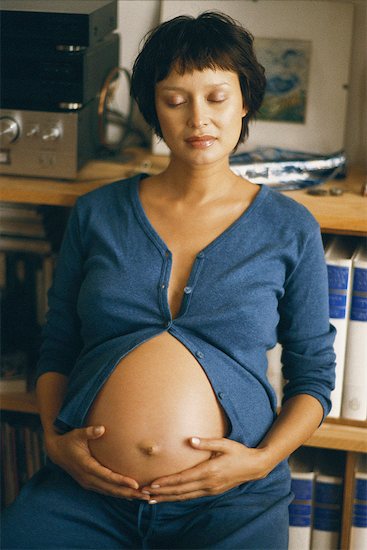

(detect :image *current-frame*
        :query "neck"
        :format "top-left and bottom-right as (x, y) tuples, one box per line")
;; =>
(159, 155), (239, 205)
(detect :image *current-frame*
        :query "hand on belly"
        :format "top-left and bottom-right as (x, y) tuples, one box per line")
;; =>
(86, 333), (229, 486)
(88, 424), (214, 486)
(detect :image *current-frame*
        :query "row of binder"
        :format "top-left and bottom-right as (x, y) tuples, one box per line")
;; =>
(289, 450), (367, 550)
(268, 236), (367, 420)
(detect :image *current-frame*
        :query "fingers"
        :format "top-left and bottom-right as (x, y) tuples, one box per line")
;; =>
(70, 456), (148, 498)
(140, 459), (223, 501)
(189, 436), (231, 453)
(82, 456), (140, 489)
(144, 461), (212, 490)
(140, 438), (249, 503)
(147, 489), (208, 504)
(82, 425), (106, 439)
(61, 428), (144, 495)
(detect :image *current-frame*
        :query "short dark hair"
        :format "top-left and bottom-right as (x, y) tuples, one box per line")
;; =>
(131, 11), (266, 146)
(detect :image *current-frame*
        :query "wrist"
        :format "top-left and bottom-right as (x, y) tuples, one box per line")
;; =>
(44, 426), (62, 451)
(254, 445), (279, 477)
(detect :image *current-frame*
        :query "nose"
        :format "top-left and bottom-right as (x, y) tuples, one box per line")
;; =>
(187, 99), (209, 129)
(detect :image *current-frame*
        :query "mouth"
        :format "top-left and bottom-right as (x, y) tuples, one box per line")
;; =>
(185, 135), (217, 149)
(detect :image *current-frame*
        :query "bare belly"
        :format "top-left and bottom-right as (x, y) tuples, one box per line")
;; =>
(86, 332), (228, 486)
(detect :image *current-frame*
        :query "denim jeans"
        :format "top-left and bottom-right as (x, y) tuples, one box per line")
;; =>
(1, 460), (292, 549)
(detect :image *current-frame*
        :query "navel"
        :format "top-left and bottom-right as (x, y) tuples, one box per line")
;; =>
(138, 440), (161, 456)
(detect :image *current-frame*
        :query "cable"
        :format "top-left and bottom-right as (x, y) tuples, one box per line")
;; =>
(98, 66), (135, 151)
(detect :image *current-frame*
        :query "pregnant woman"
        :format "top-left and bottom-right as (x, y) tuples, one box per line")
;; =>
(2, 11), (336, 549)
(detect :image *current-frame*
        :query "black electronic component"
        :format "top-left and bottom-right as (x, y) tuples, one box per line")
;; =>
(0, 0), (117, 48)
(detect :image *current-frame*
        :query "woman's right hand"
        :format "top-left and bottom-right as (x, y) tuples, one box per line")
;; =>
(44, 425), (148, 500)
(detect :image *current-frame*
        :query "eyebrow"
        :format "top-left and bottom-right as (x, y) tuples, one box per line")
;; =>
(159, 83), (231, 92)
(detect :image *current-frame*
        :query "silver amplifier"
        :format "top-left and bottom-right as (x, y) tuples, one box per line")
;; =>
(0, 101), (99, 179)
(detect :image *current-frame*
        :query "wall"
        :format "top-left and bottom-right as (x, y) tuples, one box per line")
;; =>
(116, 0), (366, 166)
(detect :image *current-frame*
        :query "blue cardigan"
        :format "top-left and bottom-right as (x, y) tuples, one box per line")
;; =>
(37, 174), (336, 448)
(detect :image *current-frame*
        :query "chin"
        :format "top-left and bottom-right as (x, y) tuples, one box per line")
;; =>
(171, 145), (232, 167)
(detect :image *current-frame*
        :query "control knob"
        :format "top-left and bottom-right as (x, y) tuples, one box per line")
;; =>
(0, 117), (20, 144)
(42, 125), (62, 142)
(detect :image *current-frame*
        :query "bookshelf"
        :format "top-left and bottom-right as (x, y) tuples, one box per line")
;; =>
(1, 148), (366, 548)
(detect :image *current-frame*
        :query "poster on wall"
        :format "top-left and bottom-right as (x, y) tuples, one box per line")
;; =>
(255, 38), (311, 124)
(157, 0), (353, 155)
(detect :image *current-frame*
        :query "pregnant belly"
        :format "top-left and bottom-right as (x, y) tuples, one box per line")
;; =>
(86, 332), (229, 486)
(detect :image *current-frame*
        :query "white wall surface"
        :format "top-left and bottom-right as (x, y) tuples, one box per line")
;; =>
(116, 0), (366, 165)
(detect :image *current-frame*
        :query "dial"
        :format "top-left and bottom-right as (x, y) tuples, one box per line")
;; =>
(0, 117), (20, 144)
(41, 125), (62, 142)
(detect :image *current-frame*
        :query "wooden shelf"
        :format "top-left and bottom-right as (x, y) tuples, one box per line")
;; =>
(1, 391), (38, 415)
(0, 148), (169, 207)
(282, 169), (367, 236)
(0, 149), (366, 235)
(305, 422), (367, 453)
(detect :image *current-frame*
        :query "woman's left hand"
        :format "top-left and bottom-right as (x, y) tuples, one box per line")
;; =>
(140, 437), (274, 503)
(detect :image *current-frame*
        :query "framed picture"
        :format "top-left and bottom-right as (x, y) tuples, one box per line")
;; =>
(159, 0), (353, 155)
(255, 38), (311, 124)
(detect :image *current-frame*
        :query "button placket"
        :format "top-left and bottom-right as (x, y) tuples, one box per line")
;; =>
(158, 249), (172, 327)
(178, 251), (206, 317)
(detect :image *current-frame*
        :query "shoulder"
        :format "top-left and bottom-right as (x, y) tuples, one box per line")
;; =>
(74, 173), (143, 214)
(260, 185), (320, 237)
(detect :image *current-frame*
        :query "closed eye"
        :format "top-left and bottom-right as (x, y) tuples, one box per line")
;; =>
(208, 97), (227, 103)
(167, 102), (186, 108)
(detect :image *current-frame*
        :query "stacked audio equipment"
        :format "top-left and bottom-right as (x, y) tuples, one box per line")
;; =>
(0, 0), (119, 179)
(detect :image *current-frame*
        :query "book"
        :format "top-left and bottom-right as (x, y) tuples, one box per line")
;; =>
(0, 202), (43, 222)
(341, 242), (367, 420)
(350, 472), (367, 550)
(0, 350), (27, 393)
(0, 219), (46, 239)
(0, 236), (52, 255)
(0, 252), (44, 387)
(289, 470), (314, 549)
(325, 237), (356, 417)
(311, 474), (343, 550)
(350, 455), (367, 550)
(1, 412), (45, 508)
(266, 343), (284, 408)
(289, 448), (317, 550)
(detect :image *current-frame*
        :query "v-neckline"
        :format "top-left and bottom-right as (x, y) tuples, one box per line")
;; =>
(130, 173), (267, 257)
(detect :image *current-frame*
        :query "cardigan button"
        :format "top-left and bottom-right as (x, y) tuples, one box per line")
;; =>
(195, 351), (204, 359)
(184, 286), (192, 294)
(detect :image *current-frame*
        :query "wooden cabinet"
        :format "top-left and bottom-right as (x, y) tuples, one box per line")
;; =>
(1, 149), (366, 547)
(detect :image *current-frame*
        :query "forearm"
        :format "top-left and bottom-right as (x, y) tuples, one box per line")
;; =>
(36, 372), (69, 437)
(257, 394), (324, 471)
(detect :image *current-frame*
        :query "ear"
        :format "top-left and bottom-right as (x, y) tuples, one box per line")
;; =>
(242, 104), (248, 118)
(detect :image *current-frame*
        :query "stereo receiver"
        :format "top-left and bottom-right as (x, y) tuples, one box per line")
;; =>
(0, 0), (119, 178)
(0, 102), (99, 179)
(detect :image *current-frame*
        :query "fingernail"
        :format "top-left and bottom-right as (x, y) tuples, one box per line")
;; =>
(191, 437), (200, 445)
(149, 499), (157, 504)
(141, 490), (150, 495)
(94, 426), (104, 435)
(151, 484), (160, 489)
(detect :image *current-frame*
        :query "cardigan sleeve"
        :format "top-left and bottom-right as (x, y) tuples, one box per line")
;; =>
(36, 201), (84, 379)
(277, 226), (336, 420)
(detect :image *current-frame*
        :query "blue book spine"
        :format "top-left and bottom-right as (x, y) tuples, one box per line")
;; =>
(327, 265), (350, 319)
(352, 476), (367, 529)
(289, 476), (313, 528)
(313, 476), (343, 532)
(350, 267), (367, 322)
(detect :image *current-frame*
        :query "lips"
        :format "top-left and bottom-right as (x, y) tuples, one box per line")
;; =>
(185, 135), (217, 148)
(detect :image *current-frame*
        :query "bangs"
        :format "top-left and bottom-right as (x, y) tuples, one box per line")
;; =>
(155, 21), (239, 81)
